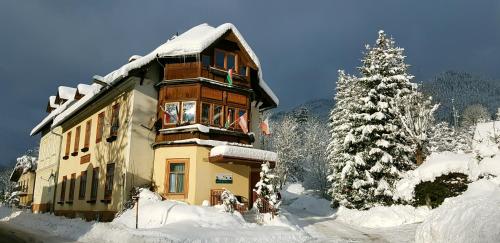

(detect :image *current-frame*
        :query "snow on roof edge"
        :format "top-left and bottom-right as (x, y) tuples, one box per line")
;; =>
(210, 145), (278, 162)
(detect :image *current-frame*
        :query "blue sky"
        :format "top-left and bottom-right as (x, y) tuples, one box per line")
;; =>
(1, 0), (500, 165)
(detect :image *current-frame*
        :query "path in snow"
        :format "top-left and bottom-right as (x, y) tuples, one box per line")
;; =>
(0, 221), (75, 243)
(283, 207), (417, 243)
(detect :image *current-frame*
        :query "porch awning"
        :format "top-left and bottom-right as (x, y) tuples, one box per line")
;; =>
(209, 145), (277, 168)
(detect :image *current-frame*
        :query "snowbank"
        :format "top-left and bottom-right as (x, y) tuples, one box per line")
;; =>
(0, 190), (309, 242)
(281, 183), (305, 201)
(478, 154), (500, 177)
(415, 179), (500, 243)
(288, 194), (334, 216)
(335, 205), (430, 228)
(113, 189), (245, 228)
(393, 152), (479, 201)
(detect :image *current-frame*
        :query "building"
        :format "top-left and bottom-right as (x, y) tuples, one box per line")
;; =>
(10, 158), (37, 207)
(30, 23), (278, 221)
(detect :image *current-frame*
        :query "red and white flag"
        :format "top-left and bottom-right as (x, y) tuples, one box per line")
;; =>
(260, 118), (271, 135)
(238, 112), (249, 134)
(162, 112), (170, 126)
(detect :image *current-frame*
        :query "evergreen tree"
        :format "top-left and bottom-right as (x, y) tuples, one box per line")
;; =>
(254, 162), (281, 210)
(428, 122), (456, 153)
(328, 70), (361, 207)
(330, 31), (416, 209)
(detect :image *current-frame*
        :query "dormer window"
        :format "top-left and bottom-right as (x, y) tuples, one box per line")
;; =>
(227, 54), (235, 70)
(215, 50), (225, 68)
(214, 49), (239, 72)
(238, 65), (247, 76)
(202, 55), (211, 68)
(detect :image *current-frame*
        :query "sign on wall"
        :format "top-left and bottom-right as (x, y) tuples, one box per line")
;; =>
(215, 174), (233, 184)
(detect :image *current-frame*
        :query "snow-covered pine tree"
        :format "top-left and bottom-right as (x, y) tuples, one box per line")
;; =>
(327, 70), (362, 207)
(254, 162), (281, 211)
(333, 31), (417, 209)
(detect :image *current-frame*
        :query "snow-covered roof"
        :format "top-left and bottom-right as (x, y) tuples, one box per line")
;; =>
(100, 23), (278, 106)
(48, 96), (59, 109)
(31, 97), (76, 136)
(77, 84), (93, 96)
(31, 23), (278, 136)
(210, 145), (277, 162)
(57, 86), (77, 101)
(52, 83), (102, 127)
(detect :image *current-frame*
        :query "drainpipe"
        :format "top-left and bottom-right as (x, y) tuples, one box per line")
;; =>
(50, 127), (63, 214)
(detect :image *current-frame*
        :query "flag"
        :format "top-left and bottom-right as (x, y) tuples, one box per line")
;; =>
(260, 118), (271, 135)
(163, 112), (170, 126)
(238, 112), (249, 134)
(226, 68), (233, 87)
(224, 110), (232, 129)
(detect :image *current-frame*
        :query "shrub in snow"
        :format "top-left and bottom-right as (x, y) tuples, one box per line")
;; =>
(413, 172), (468, 208)
(393, 152), (479, 203)
(254, 162), (281, 212)
(117, 184), (155, 217)
(415, 179), (500, 243)
(220, 189), (239, 213)
(329, 30), (417, 209)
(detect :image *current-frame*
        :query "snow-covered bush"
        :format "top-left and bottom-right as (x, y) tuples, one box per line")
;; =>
(415, 179), (500, 243)
(393, 152), (478, 203)
(220, 189), (239, 213)
(413, 172), (469, 208)
(254, 162), (281, 212)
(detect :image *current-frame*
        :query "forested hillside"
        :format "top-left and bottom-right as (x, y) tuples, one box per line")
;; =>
(422, 71), (500, 123)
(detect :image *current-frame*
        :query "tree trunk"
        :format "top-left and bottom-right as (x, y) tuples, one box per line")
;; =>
(416, 145), (424, 166)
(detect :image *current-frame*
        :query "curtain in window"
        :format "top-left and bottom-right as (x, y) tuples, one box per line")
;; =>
(169, 163), (185, 193)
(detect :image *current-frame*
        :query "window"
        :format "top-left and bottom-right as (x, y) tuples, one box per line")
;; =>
(201, 55), (211, 68)
(215, 50), (225, 68)
(96, 112), (105, 143)
(181, 101), (196, 124)
(213, 105), (223, 127)
(110, 103), (120, 137)
(90, 167), (99, 200)
(226, 107), (235, 128)
(83, 120), (91, 150)
(201, 103), (211, 125)
(104, 163), (115, 199)
(64, 132), (71, 158)
(60, 176), (67, 202)
(164, 102), (179, 125)
(166, 160), (188, 195)
(227, 53), (235, 70)
(238, 65), (247, 76)
(79, 171), (87, 200)
(73, 126), (80, 155)
(68, 173), (76, 202)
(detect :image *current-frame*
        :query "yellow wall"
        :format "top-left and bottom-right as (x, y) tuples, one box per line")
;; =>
(33, 126), (62, 210)
(18, 172), (36, 206)
(153, 145), (251, 205)
(55, 84), (134, 213)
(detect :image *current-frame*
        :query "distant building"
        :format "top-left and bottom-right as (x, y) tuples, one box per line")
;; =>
(30, 23), (278, 221)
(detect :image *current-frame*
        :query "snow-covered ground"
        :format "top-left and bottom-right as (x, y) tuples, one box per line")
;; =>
(0, 189), (310, 242)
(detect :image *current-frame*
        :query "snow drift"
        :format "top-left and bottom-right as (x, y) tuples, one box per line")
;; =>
(415, 179), (500, 243)
(113, 189), (245, 228)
